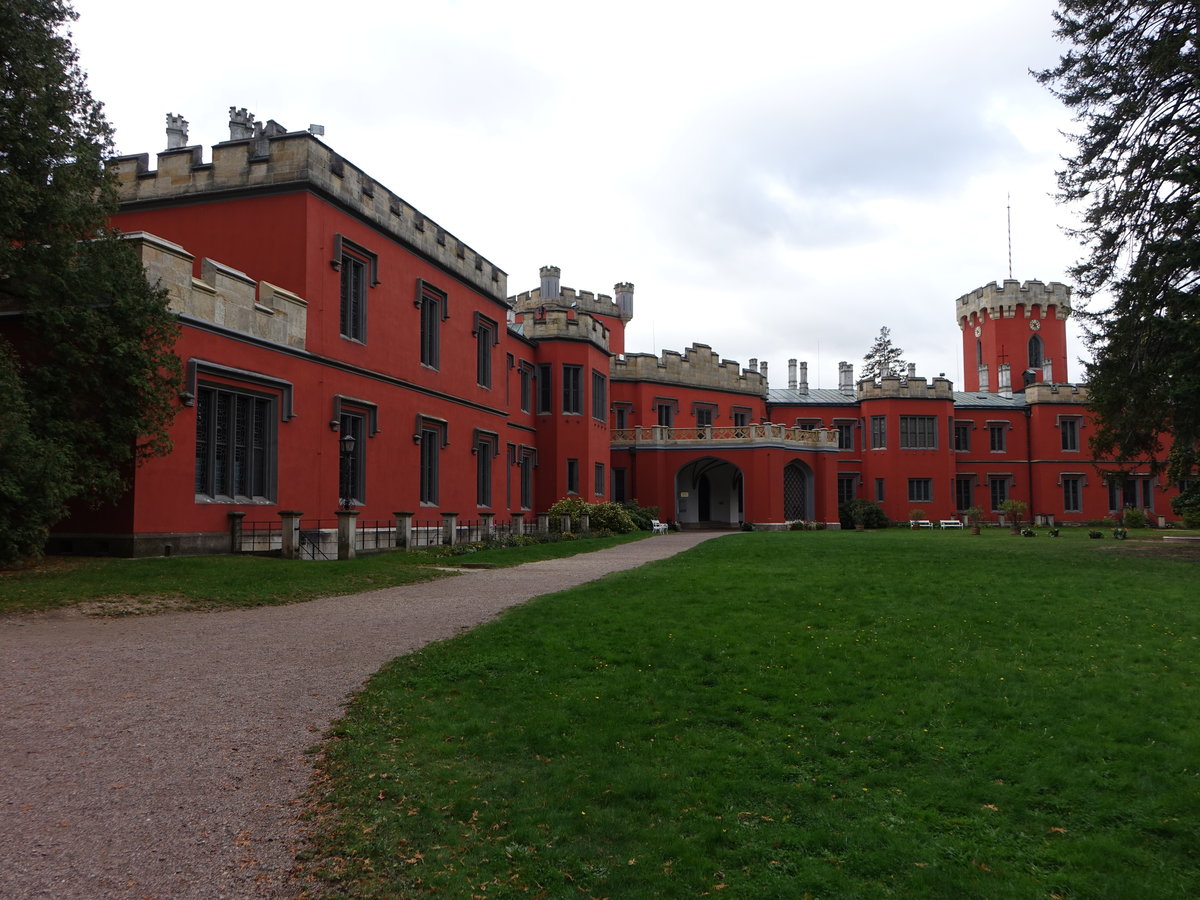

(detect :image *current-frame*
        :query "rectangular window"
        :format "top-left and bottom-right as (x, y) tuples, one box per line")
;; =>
(475, 436), (495, 507)
(519, 451), (534, 509)
(1062, 476), (1082, 513)
(339, 253), (367, 342)
(592, 370), (607, 421)
(837, 475), (857, 504)
(562, 365), (582, 414)
(874, 477), (885, 502)
(536, 364), (553, 414)
(613, 406), (629, 430)
(1061, 417), (1080, 451)
(989, 477), (1009, 512)
(1108, 477), (1152, 511)
(732, 408), (750, 428)
(474, 316), (496, 389)
(566, 458), (579, 494)
(418, 282), (446, 369)
(955, 476), (974, 511)
(900, 415), (937, 449)
(612, 468), (628, 503)
(339, 411), (366, 505)
(796, 419), (821, 431)
(835, 422), (854, 451)
(195, 385), (275, 501)
(908, 478), (932, 503)
(419, 422), (445, 505)
(989, 423), (1007, 452)
(594, 462), (605, 496)
(656, 401), (674, 427)
(696, 406), (714, 427)
(870, 415), (887, 449)
(954, 421), (971, 451)
(519, 363), (532, 412)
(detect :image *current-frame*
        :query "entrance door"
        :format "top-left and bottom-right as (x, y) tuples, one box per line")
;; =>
(784, 461), (811, 520)
(698, 473), (711, 521)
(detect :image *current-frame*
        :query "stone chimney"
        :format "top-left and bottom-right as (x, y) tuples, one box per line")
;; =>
(838, 361), (854, 395)
(760, 361), (768, 384)
(978, 364), (990, 393)
(614, 282), (634, 319)
(998, 363), (1012, 399)
(229, 107), (256, 140)
(787, 359), (797, 390)
(798, 361), (809, 395)
(540, 266), (561, 300)
(1042, 358), (1053, 383)
(748, 358), (758, 374)
(907, 362), (917, 380)
(165, 113), (189, 149)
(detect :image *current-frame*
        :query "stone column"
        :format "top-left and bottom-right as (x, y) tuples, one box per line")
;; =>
(537, 512), (550, 534)
(442, 512), (459, 547)
(511, 512), (525, 536)
(560, 514), (572, 534)
(336, 509), (359, 560)
(580, 513), (590, 535)
(227, 511), (245, 553)
(279, 510), (303, 560)
(394, 511), (414, 551)
(480, 512), (495, 538)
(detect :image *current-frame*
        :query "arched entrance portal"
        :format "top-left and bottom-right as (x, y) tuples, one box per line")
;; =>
(675, 458), (743, 526)
(784, 460), (814, 521)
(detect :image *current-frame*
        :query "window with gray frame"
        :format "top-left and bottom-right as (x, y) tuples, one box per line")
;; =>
(989, 423), (1007, 452)
(1062, 476), (1082, 512)
(954, 421), (971, 451)
(908, 478), (932, 503)
(562, 365), (582, 415)
(1060, 417), (1081, 451)
(592, 370), (607, 421)
(835, 421), (854, 450)
(566, 458), (579, 494)
(900, 415), (937, 449)
(195, 385), (276, 501)
(339, 411), (366, 505)
(870, 415), (887, 449)
(418, 282), (446, 369)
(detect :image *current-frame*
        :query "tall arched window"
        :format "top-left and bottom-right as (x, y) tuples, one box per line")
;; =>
(1028, 334), (1044, 368)
(976, 339), (983, 367)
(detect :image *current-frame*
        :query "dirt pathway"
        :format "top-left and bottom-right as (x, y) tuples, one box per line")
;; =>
(0, 532), (725, 899)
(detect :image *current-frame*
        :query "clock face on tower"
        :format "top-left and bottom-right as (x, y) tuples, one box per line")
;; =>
(974, 326), (982, 338)
(1029, 319), (1041, 331)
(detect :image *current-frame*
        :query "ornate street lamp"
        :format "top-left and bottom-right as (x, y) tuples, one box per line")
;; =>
(339, 431), (357, 510)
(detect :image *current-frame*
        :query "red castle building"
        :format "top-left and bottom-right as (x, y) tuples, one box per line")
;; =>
(27, 112), (1186, 555)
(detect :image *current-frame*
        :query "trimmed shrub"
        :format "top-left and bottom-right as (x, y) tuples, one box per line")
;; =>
(839, 499), (889, 530)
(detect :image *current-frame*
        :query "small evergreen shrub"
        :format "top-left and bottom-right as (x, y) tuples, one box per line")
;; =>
(1170, 487), (1200, 529)
(839, 499), (889, 530)
(1122, 507), (1150, 528)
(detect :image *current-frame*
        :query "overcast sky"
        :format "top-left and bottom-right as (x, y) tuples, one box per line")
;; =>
(71, 0), (1087, 390)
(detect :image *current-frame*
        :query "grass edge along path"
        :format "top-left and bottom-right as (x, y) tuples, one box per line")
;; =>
(0, 532), (648, 616)
(302, 529), (1200, 899)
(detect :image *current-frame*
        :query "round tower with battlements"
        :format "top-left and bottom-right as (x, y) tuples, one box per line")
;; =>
(956, 279), (1071, 393)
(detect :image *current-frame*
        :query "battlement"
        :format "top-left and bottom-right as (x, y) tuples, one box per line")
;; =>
(109, 121), (506, 301)
(612, 343), (766, 396)
(857, 374), (955, 401)
(510, 276), (634, 322)
(1023, 382), (1090, 404)
(513, 308), (611, 351)
(123, 231), (307, 350)
(956, 278), (1072, 325)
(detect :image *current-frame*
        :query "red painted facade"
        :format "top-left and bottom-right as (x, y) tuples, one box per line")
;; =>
(10, 120), (1183, 556)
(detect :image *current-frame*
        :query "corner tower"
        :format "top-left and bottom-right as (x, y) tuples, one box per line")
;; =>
(956, 279), (1072, 393)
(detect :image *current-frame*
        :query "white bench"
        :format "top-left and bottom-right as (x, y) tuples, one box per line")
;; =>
(650, 519), (668, 534)
(911, 520), (934, 529)
(939, 519), (964, 529)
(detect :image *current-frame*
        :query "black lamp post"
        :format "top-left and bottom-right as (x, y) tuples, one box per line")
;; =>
(339, 431), (356, 510)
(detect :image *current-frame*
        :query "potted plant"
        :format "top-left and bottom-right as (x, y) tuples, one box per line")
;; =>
(909, 508), (925, 529)
(964, 505), (984, 535)
(999, 498), (1028, 535)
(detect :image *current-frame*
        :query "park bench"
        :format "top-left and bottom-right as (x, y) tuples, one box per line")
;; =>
(939, 519), (964, 529)
(650, 519), (669, 534)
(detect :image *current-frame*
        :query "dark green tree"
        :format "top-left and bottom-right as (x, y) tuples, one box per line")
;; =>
(1037, 1), (1200, 488)
(860, 326), (907, 381)
(0, 1), (180, 563)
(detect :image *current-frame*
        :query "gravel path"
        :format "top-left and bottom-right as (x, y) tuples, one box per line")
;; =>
(0, 532), (726, 899)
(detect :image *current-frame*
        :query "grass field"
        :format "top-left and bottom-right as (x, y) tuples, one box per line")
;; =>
(302, 528), (1200, 899)
(0, 531), (646, 615)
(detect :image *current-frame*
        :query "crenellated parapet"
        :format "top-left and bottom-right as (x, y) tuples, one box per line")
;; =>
(122, 231), (307, 350)
(857, 374), (955, 401)
(510, 278), (633, 323)
(956, 279), (1072, 326)
(109, 126), (506, 300)
(612, 343), (766, 396)
(1023, 382), (1090, 404)
(514, 308), (610, 351)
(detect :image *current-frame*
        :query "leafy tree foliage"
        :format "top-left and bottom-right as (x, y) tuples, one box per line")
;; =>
(0, 1), (180, 563)
(1037, 1), (1200, 485)
(860, 326), (906, 381)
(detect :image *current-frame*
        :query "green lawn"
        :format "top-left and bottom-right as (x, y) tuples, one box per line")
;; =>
(302, 528), (1200, 899)
(0, 532), (647, 615)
